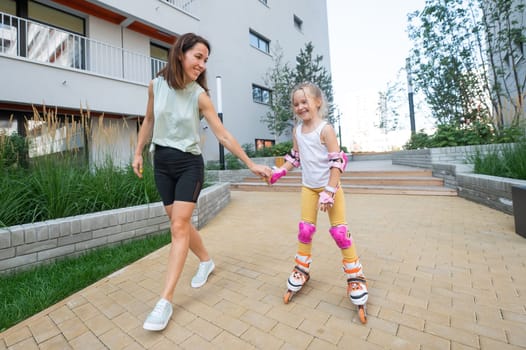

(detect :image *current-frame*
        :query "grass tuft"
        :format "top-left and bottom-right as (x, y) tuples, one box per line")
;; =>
(470, 141), (526, 180)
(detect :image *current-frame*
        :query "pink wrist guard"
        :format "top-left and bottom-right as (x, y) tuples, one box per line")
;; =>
(319, 191), (334, 206)
(269, 167), (287, 184)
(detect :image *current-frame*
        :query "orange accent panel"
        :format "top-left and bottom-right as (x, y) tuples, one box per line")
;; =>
(127, 21), (176, 44)
(52, 0), (127, 24)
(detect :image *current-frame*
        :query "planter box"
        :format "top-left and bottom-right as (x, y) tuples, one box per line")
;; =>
(0, 183), (231, 274)
(512, 186), (526, 238)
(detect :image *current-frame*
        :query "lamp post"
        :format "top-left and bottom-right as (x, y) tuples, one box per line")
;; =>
(406, 58), (416, 134)
(216, 76), (225, 170)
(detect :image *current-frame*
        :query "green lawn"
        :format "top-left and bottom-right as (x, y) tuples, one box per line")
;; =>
(0, 232), (171, 332)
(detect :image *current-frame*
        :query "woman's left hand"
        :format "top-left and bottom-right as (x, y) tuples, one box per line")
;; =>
(250, 164), (272, 179)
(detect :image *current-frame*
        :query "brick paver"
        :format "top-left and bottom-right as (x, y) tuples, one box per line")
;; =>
(1, 186), (525, 349)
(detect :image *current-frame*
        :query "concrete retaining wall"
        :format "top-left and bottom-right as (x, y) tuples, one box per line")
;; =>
(205, 157), (279, 184)
(392, 144), (512, 168)
(351, 152), (393, 161)
(393, 144), (526, 215)
(206, 169), (253, 183)
(457, 173), (526, 215)
(0, 183), (230, 274)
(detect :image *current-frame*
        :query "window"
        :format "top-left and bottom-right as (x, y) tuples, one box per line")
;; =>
(293, 15), (303, 31)
(255, 139), (274, 151)
(150, 43), (168, 77)
(249, 30), (269, 53)
(0, 0), (16, 15)
(28, 1), (85, 35)
(252, 85), (271, 104)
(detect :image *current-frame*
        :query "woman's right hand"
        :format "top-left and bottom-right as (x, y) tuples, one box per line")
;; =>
(132, 154), (144, 178)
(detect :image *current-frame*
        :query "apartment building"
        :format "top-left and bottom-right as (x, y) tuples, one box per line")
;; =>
(0, 0), (331, 165)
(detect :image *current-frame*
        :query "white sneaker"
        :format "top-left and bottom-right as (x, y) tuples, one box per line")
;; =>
(143, 298), (173, 331)
(191, 260), (215, 288)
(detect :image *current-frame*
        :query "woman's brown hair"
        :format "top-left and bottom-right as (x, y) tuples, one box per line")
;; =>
(157, 33), (210, 92)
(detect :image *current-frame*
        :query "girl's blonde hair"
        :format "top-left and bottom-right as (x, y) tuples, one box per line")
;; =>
(291, 82), (329, 120)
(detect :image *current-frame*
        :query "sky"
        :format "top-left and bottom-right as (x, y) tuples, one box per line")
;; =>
(326, 0), (427, 151)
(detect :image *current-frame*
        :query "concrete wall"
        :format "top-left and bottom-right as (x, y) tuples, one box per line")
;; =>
(457, 173), (526, 215)
(392, 144), (513, 168)
(393, 144), (526, 215)
(0, 183), (230, 275)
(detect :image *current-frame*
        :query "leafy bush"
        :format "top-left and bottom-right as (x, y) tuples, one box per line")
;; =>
(0, 133), (29, 170)
(244, 140), (346, 157)
(225, 153), (245, 169)
(241, 141), (293, 158)
(404, 122), (524, 150)
(270, 141), (293, 156)
(242, 143), (256, 157)
(404, 130), (432, 149)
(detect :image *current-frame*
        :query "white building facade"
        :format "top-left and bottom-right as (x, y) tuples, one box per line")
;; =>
(0, 0), (331, 165)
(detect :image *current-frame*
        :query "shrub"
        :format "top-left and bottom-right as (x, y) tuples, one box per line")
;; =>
(0, 155), (159, 227)
(404, 123), (525, 150)
(0, 133), (29, 170)
(404, 130), (432, 149)
(470, 141), (526, 180)
(270, 141), (293, 156)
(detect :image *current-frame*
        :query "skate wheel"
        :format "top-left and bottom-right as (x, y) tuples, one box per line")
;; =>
(358, 305), (367, 324)
(283, 291), (293, 304)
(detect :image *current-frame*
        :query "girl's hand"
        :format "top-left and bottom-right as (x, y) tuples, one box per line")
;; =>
(318, 190), (335, 212)
(132, 155), (144, 178)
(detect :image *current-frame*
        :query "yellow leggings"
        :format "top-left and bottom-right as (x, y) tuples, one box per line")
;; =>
(298, 186), (358, 261)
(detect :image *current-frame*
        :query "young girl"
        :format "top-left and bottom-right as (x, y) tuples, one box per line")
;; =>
(132, 33), (271, 331)
(269, 82), (368, 323)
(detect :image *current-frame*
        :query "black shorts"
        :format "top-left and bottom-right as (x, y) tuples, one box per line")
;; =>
(153, 145), (204, 205)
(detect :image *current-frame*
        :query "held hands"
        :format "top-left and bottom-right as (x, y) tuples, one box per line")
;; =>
(250, 163), (272, 180)
(132, 155), (144, 178)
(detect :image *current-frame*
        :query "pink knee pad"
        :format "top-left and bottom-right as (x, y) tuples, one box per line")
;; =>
(329, 225), (352, 249)
(298, 221), (316, 244)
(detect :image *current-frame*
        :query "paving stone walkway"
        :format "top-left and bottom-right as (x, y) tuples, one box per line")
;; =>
(1, 188), (525, 349)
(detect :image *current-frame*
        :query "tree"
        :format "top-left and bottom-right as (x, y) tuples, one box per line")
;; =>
(376, 79), (402, 133)
(261, 44), (295, 138)
(293, 42), (335, 124)
(261, 42), (335, 137)
(407, 0), (526, 130)
(479, 0), (526, 126)
(407, 0), (490, 127)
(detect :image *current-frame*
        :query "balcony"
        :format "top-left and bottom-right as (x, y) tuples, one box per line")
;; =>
(0, 12), (166, 86)
(161, 0), (198, 16)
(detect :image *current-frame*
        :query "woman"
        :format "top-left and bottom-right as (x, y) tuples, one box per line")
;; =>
(132, 33), (270, 331)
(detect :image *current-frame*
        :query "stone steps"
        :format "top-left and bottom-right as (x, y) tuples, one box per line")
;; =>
(230, 169), (458, 196)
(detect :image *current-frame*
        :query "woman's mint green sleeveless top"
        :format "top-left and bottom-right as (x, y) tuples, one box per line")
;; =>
(150, 77), (204, 155)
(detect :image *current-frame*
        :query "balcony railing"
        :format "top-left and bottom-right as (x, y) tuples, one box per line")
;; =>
(0, 12), (166, 85)
(161, 0), (198, 16)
